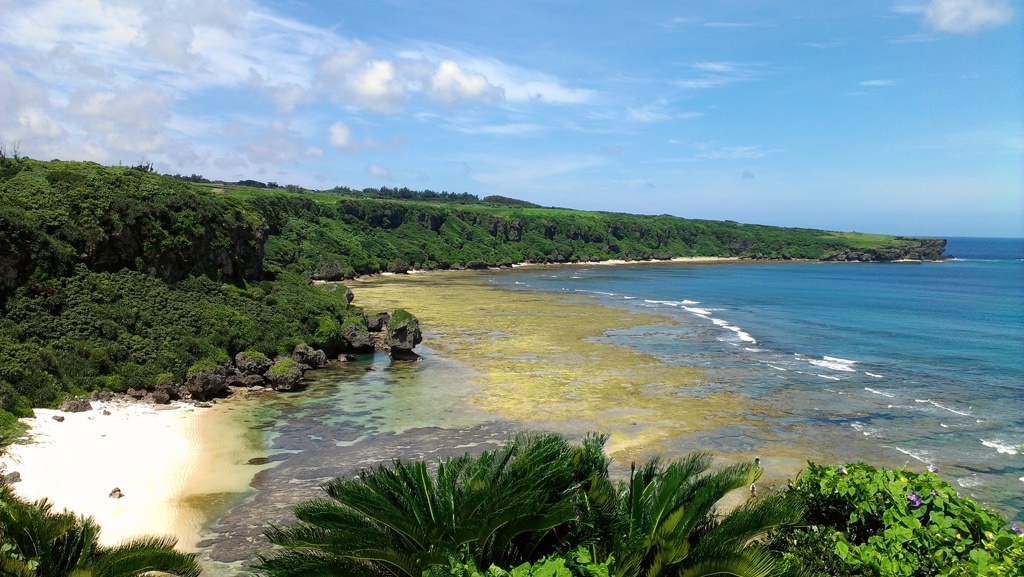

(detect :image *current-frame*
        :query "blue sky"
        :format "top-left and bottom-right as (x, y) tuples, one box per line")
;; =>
(1, 0), (1021, 236)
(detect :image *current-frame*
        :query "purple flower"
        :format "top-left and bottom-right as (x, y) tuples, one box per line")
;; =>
(1013, 524), (1022, 536)
(838, 466), (848, 475)
(957, 492), (963, 499)
(931, 490), (938, 497)
(927, 464), (938, 473)
(907, 491), (923, 507)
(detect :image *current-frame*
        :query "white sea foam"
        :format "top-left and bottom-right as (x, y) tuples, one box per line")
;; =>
(957, 476), (983, 488)
(744, 347), (763, 352)
(644, 299), (679, 307)
(851, 422), (879, 436)
(891, 446), (929, 463)
(809, 358), (858, 372)
(766, 364), (787, 371)
(980, 440), (1020, 455)
(824, 356), (857, 365)
(865, 387), (895, 398)
(712, 318), (730, 326)
(865, 372), (884, 378)
(681, 300), (700, 305)
(915, 399), (971, 417)
(818, 374), (841, 381)
(623, 296), (636, 300)
(682, 306), (713, 316)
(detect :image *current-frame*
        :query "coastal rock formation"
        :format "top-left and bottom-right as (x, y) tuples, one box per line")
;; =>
(365, 312), (390, 332)
(235, 351), (273, 375)
(184, 367), (230, 401)
(386, 310), (423, 361)
(59, 398), (92, 413)
(291, 343), (327, 367)
(823, 238), (948, 262)
(265, 359), (304, 391)
(342, 322), (375, 353)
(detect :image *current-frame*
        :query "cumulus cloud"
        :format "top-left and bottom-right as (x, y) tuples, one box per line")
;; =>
(429, 60), (503, 107)
(318, 42), (407, 113)
(923, 0), (1014, 33)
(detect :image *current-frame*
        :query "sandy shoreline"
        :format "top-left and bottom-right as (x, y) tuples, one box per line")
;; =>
(0, 399), (265, 550)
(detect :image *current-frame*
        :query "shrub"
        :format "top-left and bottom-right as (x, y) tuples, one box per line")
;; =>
(766, 462), (1012, 577)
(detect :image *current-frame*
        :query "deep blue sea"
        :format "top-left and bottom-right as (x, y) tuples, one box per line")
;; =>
(483, 237), (1024, 518)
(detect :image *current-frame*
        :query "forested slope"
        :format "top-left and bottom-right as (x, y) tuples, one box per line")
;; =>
(231, 187), (946, 280)
(0, 158), (367, 431)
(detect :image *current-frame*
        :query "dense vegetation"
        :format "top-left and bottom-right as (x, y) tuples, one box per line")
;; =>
(256, 432), (802, 577)
(232, 190), (934, 280)
(0, 157), (368, 434)
(766, 463), (1024, 577)
(256, 434), (1022, 577)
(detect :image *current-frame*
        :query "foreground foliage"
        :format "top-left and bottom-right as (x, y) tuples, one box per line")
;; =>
(0, 483), (200, 577)
(765, 462), (1021, 577)
(256, 432), (802, 577)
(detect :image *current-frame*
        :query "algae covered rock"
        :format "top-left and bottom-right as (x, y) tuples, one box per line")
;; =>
(235, 350), (273, 375)
(265, 359), (304, 391)
(386, 309), (422, 360)
(184, 359), (230, 401)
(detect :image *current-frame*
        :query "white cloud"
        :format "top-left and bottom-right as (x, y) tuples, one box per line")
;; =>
(923, 0), (1014, 33)
(675, 61), (764, 90)
(452, 55), (596, 104)
(860, 79), (898, 86)
(17, 108), (65, 140)
(327, 121), (358, 151)
(669, 143), (778, 162)
(429, 60), (504, 107)
(446, 122), (545, 135)
(625, 104), (703, 123)
(366, 164), (391, 179)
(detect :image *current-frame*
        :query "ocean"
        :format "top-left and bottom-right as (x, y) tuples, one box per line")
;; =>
(483, 237), (1024, 517)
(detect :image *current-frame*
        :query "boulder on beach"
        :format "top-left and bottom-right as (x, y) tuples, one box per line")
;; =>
(59, 398), (92, 413)
(291, 343), (327, 367)
(109, 487), (123, 499)
(183, 362), (230, 401)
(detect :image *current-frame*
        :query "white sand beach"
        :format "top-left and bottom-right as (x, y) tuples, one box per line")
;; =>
(0, 399), (265, 550)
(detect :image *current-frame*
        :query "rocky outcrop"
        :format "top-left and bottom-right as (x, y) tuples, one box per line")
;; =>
(386, 310), (423, 361)
(824, 238), (948, 263)
(342, 322), (375, 353)
(264, 359), (304, 391)
(59, 398), (92, 413)
(235, 351), (273, 375)
(184, 366), (230, 401)
(291, 343), (327, 367)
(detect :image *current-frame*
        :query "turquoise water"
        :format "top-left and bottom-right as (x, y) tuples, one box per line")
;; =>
(483, 238), (1024, 519)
